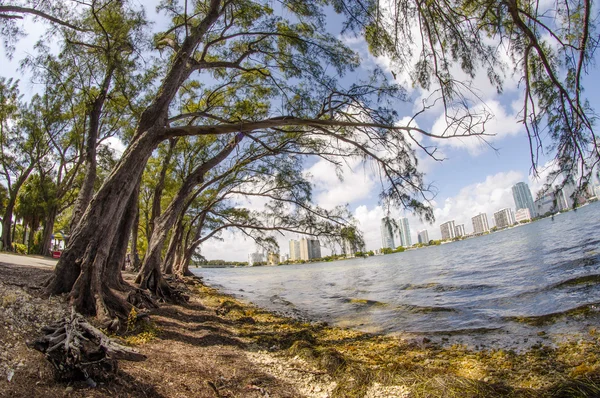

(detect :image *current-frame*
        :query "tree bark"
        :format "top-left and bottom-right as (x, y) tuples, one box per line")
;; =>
(69, 66), (114, 232)
(136, 134), (243, 298)
(105, 184), (139, 290)
(44, 130), (162, 306)
(130, 195), (142, 271)
(148, 138), (177, 237)
(40, 205), (57, 256)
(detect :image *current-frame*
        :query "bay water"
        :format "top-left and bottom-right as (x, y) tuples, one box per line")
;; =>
(195, 202), (600, 348)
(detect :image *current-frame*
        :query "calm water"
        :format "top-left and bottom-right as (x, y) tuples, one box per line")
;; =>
(196, 202), (600, 348)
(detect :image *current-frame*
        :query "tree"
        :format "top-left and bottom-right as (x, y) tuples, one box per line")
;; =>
(36, 0), (599, 327)
(336, 0), (600, 193)
(0, 86), (54, 251)
(42, 0), (447, 324)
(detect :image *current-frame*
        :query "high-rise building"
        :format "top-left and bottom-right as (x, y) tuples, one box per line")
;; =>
(343, 238), (356, 258)
(454, 224), (466, 237)
(300, 237), (321, 260)
(398, 217), (412, 247)
(512, 182), (537, 218)
(289, 239), (301, 261)
(417, 229), (429, 244)
(248, 252), (264, 266)
(471, 213), (490, 235)
(494, 208), (515, 229)
(515, 208), (531, 222)
(440, 220), (456, 241)
(535, 186), (573, 215)
(380, 217), (395, 249)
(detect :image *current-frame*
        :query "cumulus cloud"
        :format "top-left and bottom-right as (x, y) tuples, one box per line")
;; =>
(305, 157), (378, 208)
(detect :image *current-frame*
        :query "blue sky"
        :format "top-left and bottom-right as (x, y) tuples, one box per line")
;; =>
(2, 2), (598, 260)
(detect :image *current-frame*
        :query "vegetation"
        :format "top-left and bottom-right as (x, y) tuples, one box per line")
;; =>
(0, 0), (598, 391)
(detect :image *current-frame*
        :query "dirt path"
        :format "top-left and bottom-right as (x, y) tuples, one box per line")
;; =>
(0, 259), (335, 398)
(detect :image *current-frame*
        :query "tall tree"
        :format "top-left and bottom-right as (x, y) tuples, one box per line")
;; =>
(37, 0), (597, 326)
(0, 88), (54, 251)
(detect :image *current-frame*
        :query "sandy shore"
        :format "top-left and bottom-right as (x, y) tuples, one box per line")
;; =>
(0, 254), (599, 397)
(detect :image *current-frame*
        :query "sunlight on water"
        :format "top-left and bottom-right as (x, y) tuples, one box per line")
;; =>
(196, 202), (600, 348)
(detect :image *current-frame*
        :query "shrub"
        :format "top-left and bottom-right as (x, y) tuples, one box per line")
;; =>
(13, 243), (27, 254)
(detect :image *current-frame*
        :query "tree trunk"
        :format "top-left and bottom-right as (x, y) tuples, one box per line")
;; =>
(40, 206), (57, 256)
(174, 249), (195, 277)
(130, 196), (142, 271)
(136, 135), (243, 298)
(69, 67), (114, 233)
(44, 130), (162, 319)
(105, 184), (140, 289)
(148, 138), (177, 237)
(162, 215), (184, 274)
(2, 193), (18, 251)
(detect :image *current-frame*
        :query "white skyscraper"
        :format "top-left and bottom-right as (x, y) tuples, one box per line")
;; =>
(398, 217), (412, 247)
(417, 229), (429, 244)
(493, 208), (515, 229)
(440, 220), (456, 241)
(471, 213), (490, 235)
(289, 239), (301, 261)
(380, 217), (395, 249)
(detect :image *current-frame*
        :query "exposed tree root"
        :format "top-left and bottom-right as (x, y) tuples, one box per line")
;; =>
(126, 287), (159, 310)
(138, 268), (189, 304)
(29, 310), (146, 384)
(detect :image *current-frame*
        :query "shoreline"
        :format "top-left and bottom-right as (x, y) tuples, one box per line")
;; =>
(1, 259), (600, 397)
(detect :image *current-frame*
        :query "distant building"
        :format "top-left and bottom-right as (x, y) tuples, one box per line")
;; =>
(535, 187), (573, 215)
(343, 238), (357, 258)
(380, 217), (395, 249)
(515, 208), (531, 223)
(289, 239), (301, 261)
(512, 182), (537, 218)
(454, 224), (466, 237)
(417, 229), (429, 244)
(280, 254), (289, 263)
(267, 252), (280, 265)
(494, 208), (515, 229)
(300, 237), (321, 260)
(471, 213), (490, 235)
(440, 220), (456, 241)
(248, 252), (264, 266)
(398, 217), (412, 247)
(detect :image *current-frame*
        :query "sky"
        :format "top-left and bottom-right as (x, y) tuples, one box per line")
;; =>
(2, 2), (599, 261)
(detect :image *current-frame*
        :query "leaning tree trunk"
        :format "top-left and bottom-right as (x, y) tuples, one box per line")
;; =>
(136, 135), (243, 299)
(162, 215), (184, 274)
(104, 185), (139, 290)
(44, 130), (162, 322)
(69, 66), (114, 233)
(130, 194), (142, 271)
(39, 206), (58, 256)
(148, 138), (177, 237)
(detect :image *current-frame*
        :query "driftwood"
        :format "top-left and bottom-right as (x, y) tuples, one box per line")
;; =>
(29, 310), (146, 384)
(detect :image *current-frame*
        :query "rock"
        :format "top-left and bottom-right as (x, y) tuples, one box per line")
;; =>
(7, 368), (14, 382)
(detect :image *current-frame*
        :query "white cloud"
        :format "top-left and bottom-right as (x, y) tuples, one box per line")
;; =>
(305, 157), (378, 208)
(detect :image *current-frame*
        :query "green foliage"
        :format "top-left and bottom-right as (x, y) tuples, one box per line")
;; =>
(13, 243), (27, 254)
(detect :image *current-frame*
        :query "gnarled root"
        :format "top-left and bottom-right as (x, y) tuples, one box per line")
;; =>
(29, 310), (146, 384)
(140, 268), (189, 304)
(126, 288), (159, 310)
